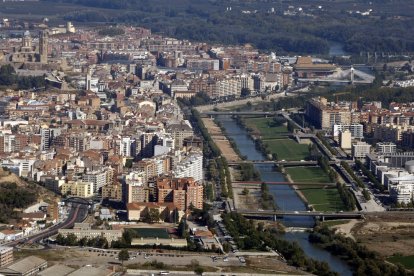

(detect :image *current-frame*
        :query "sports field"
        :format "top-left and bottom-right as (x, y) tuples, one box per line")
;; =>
(286, 167), (331, 183)
(297, 186), (346, 212)
(130, 228), (170, 238)
(264, 139), (309, 161)
(244, 117), (289, 139)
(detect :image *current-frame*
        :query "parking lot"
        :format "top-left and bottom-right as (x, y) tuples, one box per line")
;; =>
(61, 247), (244, 268)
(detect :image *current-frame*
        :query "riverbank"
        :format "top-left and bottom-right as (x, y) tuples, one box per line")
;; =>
(231, 115), (349, 211)
(201, 118), (241, 162)
(214, 114), (354, 275)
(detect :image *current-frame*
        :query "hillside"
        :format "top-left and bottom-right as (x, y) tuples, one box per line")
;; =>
(0, 1), (413, 55)
(0, 168), (60, 223)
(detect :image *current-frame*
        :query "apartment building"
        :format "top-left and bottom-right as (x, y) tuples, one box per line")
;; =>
(127, 202), (184, 222)
(376, 142), (397, 154)
(0, 246), (13, 268)
(166, 122), (193, 149)
(82, 170), (108, 193)
(156, 177), (203, 210)
(173, 153), (203, 182)
(352, 142), (371, 159)
(58, 224), (122, 242)
(306, 97), (352, 129)
(332, 124), (364, 139)
(186, 59), (219, 71)
(60, 181), (94, 198)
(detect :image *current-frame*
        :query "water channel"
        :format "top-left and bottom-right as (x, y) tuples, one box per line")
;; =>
(215, 115), (352, 276)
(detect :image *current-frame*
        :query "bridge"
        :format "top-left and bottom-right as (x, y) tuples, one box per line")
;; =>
(228, 160), (338, 166)
(64, 197), (93, 206)
(233, 181), (336, 187)
(238, 210), (365, 220)
(228, 160), (318, 166)
(201, 111), (283, 116)
(297, 66), (375, 84)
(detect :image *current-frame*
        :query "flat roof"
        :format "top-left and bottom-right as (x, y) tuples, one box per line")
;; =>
(4, 256), (46, 273)
(38, 264), (75, 276)
(67, 266), (111, 276)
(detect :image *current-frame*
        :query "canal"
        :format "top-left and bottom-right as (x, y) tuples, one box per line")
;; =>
(216, 115), (352, 276)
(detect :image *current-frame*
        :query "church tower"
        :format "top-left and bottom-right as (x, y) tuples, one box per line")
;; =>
(39, 30), (48, 63)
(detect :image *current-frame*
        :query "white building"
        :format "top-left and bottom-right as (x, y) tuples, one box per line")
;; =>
(388, 175), (414, 204)
(376, 142), (397, 154)
(352, 142), (371, 159)
(120, 137), (136, 157)
(333, 124), (364, 139)
(82, 170), (107, 193)
(173, 154), (203, 182)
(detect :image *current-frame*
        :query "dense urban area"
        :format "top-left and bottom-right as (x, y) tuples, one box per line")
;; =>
(0, 0), (414, 276)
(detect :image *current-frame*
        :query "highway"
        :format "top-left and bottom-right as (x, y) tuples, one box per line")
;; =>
(6, 203), (88, 247)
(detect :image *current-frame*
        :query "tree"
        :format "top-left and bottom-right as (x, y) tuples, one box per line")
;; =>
(124, 159), (133, 168)
(142, 208), (160, 223)
(287, 121), (295, 133)
(222, 242), (230, 253)
(242, 188), (249, 195)
(194, 266), (205, 275)
(241, 88), (251, 97)
(118, 249), (129, 265)
(66, 233), (78, 246)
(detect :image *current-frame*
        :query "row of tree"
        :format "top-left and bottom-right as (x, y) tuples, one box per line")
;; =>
(260, 182), (276, 210)
(239, 163), (260, 181)
(355, 160), (385, 192)
(190, 109), (233, 199)
(318, 156), (338, 183)
(56, 233), (109, 248)
(336, 183), (356, 211)
(309, 226), (408, 276)
(340, 161), (365, 189)
(222, 212), (337, 275)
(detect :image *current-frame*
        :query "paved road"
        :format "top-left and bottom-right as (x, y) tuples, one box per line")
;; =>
(6, 203), (88, 247)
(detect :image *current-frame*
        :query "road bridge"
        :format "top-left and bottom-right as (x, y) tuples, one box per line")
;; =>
(238, 210), (365, 221)
(228, 160), (338, 166)
(228, 160), (318, 166)
(233, 181), (336, 187)
(201, 111), (283, 116)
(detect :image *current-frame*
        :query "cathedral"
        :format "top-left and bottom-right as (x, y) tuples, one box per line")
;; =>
(9, 30), (48, 64)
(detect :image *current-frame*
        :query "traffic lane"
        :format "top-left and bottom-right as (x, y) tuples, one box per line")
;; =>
(7, 203), (87, 246)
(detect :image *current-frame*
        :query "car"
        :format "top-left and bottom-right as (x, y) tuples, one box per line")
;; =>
(294, 211), (299, 214)
(223, 257), (229, 262)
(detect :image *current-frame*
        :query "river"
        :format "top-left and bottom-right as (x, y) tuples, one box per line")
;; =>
(216, 115), (352, 276)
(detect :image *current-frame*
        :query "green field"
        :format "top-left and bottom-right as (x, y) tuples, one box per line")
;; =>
(286, 167), (331, 183)
(264, 139), (309, 161)
(388, 255), (414, 270)
(244, 117), (289, 139)
(130, 228), (170, 239)
(297, 187), (346, 212)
